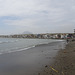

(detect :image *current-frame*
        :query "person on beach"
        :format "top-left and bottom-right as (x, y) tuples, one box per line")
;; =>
(67, 39), (69, 43)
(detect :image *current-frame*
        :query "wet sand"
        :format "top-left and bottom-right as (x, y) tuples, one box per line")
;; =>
(39, 41), (75, 75)
(0, 41), (65, 75)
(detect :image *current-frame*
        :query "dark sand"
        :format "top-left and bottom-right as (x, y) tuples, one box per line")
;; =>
(0, 41), (65, 75)
(39, 41), (75, 75)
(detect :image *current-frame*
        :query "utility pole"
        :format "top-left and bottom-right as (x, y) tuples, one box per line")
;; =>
(74, 29), (75, 34)
(74, 29), (75, 38)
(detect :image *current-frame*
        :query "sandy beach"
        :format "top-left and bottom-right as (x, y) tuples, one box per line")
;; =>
(39, 40), (75, 75)
(0, 40), (75, 75)
(0, 41), (65, 75)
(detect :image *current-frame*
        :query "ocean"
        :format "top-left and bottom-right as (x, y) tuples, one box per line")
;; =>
(0, 38), (64, 55)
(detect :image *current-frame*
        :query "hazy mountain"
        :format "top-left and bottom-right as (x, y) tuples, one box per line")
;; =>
(22, 31), (32, 34)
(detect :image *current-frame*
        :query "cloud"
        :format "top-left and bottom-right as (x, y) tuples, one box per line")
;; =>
(0, 0), (67, 16)
(0, 0), (75, 34)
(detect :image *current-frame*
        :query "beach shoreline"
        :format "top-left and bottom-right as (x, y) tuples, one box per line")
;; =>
(39, 41), (75, 75)
(0, 40), (66, 75)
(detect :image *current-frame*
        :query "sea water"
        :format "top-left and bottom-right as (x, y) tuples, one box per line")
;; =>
(0, 38), (63, 55)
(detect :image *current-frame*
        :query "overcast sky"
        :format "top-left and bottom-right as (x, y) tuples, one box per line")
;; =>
(0, 0), (75, 35)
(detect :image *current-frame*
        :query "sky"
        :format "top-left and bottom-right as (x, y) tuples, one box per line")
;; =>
(0, 0), (75, 35)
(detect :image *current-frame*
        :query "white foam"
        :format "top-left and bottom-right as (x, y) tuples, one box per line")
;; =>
(0, 41), (9, 44)
(0, 40), (19, 44)
(0, 45), (36, 55)
(7, 46), (35, 53)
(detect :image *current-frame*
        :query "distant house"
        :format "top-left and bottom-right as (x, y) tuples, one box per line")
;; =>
(61, 34), (67, 39)
(67, 34), (73, 39)
(43, 35), (48, 39)
(61, 34), (64, 39)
